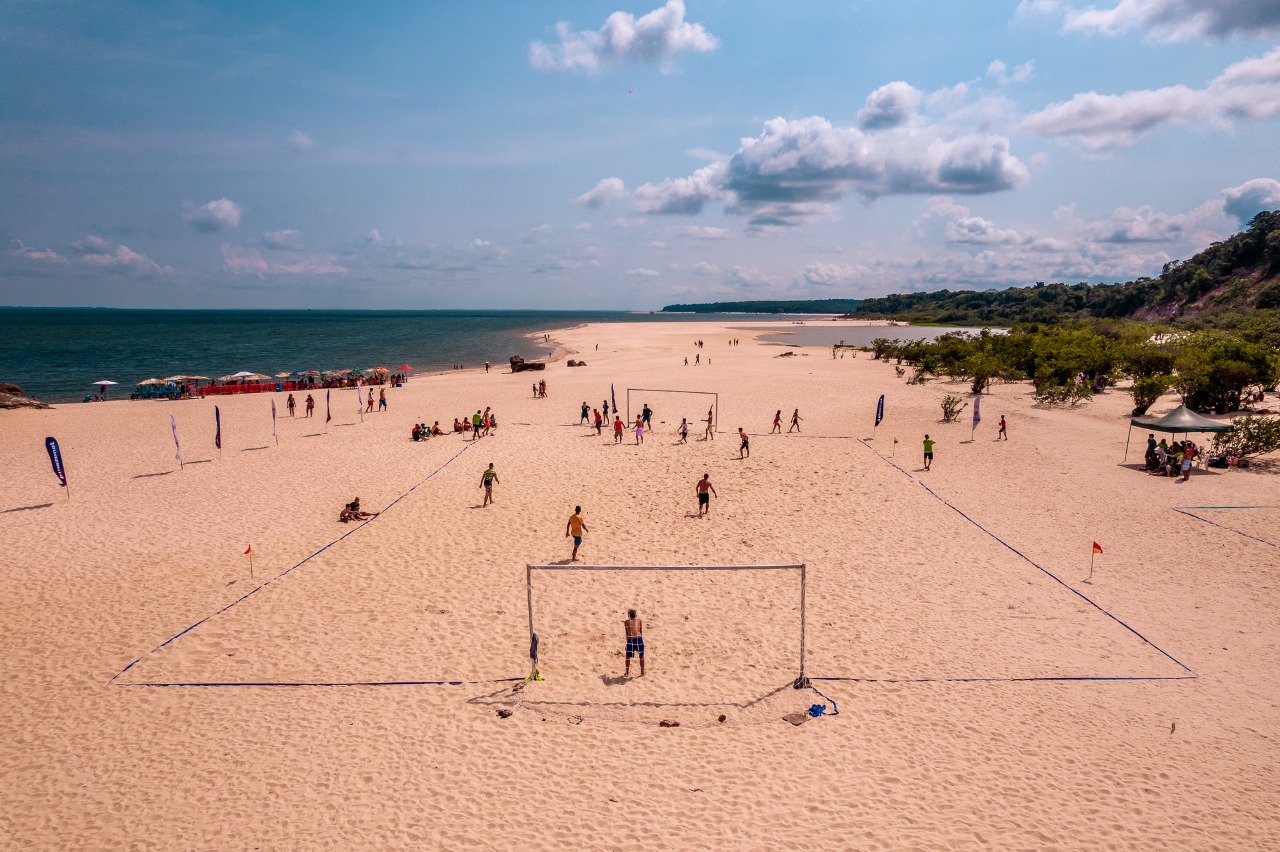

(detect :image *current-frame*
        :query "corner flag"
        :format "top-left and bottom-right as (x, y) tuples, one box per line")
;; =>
(1092, 542), (1103, 554)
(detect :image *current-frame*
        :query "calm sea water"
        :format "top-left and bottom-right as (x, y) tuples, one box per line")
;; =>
(0, 308), (826, 403)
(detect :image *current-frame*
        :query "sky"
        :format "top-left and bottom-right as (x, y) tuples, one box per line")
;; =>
(2, 0), (1279, 310)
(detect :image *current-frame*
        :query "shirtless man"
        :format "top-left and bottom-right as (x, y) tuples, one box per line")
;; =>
(789, 408), (802, 432)
(624, 609), (644, 677)
(738, 427), (750, 459)
(704, 409), (715, 440)
(695, 473), (717, 516)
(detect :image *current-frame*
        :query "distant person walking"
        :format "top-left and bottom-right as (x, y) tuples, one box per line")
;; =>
(624, 609), (644, 677)
(593, 408), (603, 435)
(738, 428), (750, 459)
(634, 415), (645, 444)
(923, 434), (935, 470)
(287, 393), (296, 416)
(305, 394), (314, 417)
(771, 410), (782, 433)
(613, 415), (625, 444)
(788, 409), (802, 432)
(566, 506), (588, 562)
(366, 388), (375, 413)
(480, 463), (499, 507)
(998, 415), (1007, 440)
(695, 473), (718, 517)
(678, 417), (689, 444)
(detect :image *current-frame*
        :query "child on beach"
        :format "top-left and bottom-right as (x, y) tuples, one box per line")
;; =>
(678, 418), (689, 443)
(771, 410), (782, 433)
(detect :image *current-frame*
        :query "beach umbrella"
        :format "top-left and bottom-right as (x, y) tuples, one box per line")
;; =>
(241, 373), (271, 382)
(137, 378), (167, 386)
(275, 372), (293, 379)
(92, 379), (118, 396)
(396, 364), (414, 371)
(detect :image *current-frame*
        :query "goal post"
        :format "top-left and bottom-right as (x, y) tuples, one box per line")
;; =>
(625, 388), (718, 433)
(525, 563), (807, 684)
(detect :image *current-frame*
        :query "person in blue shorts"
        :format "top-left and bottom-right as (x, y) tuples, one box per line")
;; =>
(624, 609), (644, 677)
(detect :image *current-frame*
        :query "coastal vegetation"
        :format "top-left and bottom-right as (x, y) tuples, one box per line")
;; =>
(660, 298), (863, 314)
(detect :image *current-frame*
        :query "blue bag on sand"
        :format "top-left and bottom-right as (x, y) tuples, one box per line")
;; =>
(807, 704), (826, 717)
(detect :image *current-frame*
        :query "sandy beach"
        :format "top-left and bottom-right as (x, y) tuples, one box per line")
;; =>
(2, 318), (1278, 849)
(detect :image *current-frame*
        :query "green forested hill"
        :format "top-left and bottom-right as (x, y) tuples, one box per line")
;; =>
(853, 210), (1280, 330)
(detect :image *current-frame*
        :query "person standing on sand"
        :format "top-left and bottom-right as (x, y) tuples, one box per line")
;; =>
(480, 463), (499, 506)
(789, 409), (802, 432)
(378, 388), (387, 411)
(923, 434), (935, 470)
(471, 410), (482, 440)
(614, 415), (625, 444)
(642, 403), (653, 432)
(581, 402), (590, 425)
(771, 410), (782, 434)
(695, 353), (700, 366)
(696, 473), (718, 516)
(738, 428), (750, 459)
(704, 409), (715, 440)
(594, 408), (603, 435)
(634, 415), (645, 444)
(305, 394), (314, 417)
(678, 418), (689, 444)
(624, 609), (644, 677)
(566, 506), (588, 562)
(998, 416), (1007, 440)
(603, 400), (610, 421)
(287, 393), (296, 416)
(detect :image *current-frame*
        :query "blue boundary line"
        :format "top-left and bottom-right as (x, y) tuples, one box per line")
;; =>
(1172, 505), (1279, 549)
(119, 678), (523, 688)
(854, 437), (1196, 678)
(812, 674), (1198, 685)
(109, 441), (479, 686)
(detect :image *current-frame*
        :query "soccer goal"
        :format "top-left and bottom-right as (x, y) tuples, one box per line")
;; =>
(625, 388), (718, 433)
(524, 563), (808, 688)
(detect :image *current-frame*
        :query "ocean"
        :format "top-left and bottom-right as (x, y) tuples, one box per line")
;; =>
(0, 308), (830, 403)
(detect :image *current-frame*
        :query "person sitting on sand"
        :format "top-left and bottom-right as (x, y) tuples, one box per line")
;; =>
(411, 424), (422, 442)
(340, 497), (376, 522)
(431, 421), (443, 436)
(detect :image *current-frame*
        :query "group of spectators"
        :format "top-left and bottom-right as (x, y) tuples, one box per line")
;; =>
(1144, 433), (1198, 480)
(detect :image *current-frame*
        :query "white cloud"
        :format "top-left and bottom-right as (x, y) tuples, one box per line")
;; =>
(1022, 48), (1280, 149)
(76, 240), (175, 277)
(685, 261), (720, 276)
(221, 243), (268, 277)
(287, 130), (314, 150)
(8, 239), (65, 262)
(367, 228), (383, 245)
(857, 82), (922, 129)
(529, 0), (718, 73)
(725, 265), (778, 289)
(987, 59), (1034, 84)
(1221, 177), (1280, 225)
(661, 225), (730, 239)
(184, 198), (242, 232)
(945, 215), (1027, 244)
(472, 238), (491, 247)
(1053, 0), (1280, 41)
(262, 229), (303, 251)
(632, 161), (726, 215)
(627, 267), (661, 278)
(576, 177), (627, 208)
(801, 262), (871, 287)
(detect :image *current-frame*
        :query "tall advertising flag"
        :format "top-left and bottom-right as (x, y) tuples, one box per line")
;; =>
(325, 389), (332, 430)
(875, 394), (885, 430)
(170, 414), (184, 469)
(215, 405), (222, 451)
(971, 394), (981, 440)
(45, 437), (68, 494)
(611, 384), (617, 421)
(271, 399), (278, 445)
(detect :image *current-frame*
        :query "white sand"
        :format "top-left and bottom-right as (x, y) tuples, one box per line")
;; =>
(1, 319), (1278, 848)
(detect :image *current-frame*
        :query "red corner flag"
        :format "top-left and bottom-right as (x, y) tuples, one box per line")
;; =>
(244, 545), (252, 556)
(1092, 542), (1103, 554)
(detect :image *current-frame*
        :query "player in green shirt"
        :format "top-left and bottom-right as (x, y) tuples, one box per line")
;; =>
(922, 434), (935, 470)
(480, 463), (499, 507)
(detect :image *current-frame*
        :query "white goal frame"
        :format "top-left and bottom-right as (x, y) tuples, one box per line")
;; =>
(525, 563), (807, 681)
(625, 388), (718, 433)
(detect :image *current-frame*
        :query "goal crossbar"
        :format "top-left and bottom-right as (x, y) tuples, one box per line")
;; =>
(625, 388), (718, 432)
(525, 563), (807, 680)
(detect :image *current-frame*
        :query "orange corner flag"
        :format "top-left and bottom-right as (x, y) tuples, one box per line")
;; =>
(1092, 542), (1103, 554)
(893, 437), (898, 444)
(244, 545), (252, 556)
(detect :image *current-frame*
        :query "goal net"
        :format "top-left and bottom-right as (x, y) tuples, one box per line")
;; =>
(625, 388), (718, 433)
(499, 563), (815, 727)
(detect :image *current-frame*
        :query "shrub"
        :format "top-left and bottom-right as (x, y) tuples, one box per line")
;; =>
(1130, 375), (1171, 415)
(940, 394), (968, 422)
(1210, 415), (1280, 459)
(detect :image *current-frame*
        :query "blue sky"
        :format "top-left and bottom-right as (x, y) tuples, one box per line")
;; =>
(3, 0), (1279, 309)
